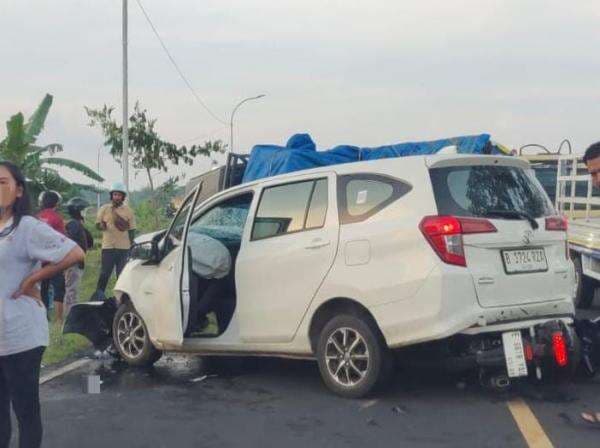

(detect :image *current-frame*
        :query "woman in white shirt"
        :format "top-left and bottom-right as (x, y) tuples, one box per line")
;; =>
(0, 161), (84, 448)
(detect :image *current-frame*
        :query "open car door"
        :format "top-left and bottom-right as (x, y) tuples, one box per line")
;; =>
(64, 183), (203, 349)
(149, 183), (203, 347)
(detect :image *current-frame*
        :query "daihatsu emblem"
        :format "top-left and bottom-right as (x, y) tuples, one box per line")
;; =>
(522, 230), (533, 245)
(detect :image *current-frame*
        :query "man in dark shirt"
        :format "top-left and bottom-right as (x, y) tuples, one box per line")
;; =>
(64, 197), (93, 315)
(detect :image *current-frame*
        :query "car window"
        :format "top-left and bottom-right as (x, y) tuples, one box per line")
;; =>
(532, 163), (600, 212)
(346, 179), (393, 216)
(530, 165), (557, 203)
(189, 193), (253, 243)
(338, 174), (412, 224)
(162, 191), (196, 255)
(252, 178), (328, 240)
(305, 179), (328, 229)
(430, 165), (554, 218)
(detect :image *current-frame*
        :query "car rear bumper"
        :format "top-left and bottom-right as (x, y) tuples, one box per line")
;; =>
(369, 265), (575, 349)
(396, 319), (578, 376)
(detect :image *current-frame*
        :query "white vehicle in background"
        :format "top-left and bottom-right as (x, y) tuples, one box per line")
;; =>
(520, 142), (600, 308)
(555, 154), (600, 309)
(67, 154), (577, 397)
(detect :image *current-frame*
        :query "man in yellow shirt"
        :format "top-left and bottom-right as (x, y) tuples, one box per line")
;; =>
(93, 182), (136, 300)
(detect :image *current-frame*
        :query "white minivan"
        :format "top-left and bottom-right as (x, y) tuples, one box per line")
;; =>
(67, 154), (577, 397)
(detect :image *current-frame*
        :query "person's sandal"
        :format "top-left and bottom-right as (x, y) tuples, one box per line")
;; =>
(581, 412), (600, 427)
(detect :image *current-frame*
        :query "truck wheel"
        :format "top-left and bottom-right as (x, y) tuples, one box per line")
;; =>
(573, 257), (595, 309)
(113, 302), (162, 366)
(317, 314), (392, 398)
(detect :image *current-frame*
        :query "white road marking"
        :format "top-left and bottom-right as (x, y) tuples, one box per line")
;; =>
(40, 359), (92, 385)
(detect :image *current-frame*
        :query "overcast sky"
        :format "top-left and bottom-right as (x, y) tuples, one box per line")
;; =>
(1, 0), (599, 190)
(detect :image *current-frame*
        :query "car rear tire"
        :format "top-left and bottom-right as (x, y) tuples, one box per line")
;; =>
(316, 314), (392, 398)
(573, 256), (595, 309)
(113, 302), (162, 367)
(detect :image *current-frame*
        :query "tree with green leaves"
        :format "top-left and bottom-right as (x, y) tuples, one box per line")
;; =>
(0, 94), (104, 201)
(85, 102), (225, 193)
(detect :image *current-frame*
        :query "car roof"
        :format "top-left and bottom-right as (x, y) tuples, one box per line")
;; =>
(216, 153), (529, 198)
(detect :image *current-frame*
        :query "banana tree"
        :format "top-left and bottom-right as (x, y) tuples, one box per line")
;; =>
(0, 94), (104, 200)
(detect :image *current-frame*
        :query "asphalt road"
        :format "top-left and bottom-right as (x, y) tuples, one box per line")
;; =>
(10, 308), (600, 448)
(31, 355), (600, 448)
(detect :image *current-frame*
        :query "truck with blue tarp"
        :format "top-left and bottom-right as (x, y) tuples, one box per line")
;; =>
(185, 133), (510, 201)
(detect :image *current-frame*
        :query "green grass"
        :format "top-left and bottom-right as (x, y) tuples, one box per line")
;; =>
(42, 249), (116, 366)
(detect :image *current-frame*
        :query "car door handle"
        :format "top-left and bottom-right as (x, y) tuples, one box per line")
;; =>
(305, 239), (331, 250)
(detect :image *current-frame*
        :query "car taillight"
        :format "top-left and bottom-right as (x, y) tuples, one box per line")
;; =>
(545, 215), (568, 231)
(419, 216), (497, 267)
(524, 343), (534, 362)
(551, 332), (568, 368)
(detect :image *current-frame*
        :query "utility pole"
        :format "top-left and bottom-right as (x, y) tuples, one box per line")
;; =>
(97, 146), (101, 209)
(122, 0), (130, 196)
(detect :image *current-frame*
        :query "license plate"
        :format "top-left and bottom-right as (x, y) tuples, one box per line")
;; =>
(501, 248), (547, 274)
(502, 331), (528, 378)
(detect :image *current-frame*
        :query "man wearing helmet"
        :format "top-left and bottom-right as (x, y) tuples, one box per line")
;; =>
(94, 183), (136, 300)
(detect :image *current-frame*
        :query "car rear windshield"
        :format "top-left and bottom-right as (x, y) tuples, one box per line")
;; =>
(429, 165), (554, 219)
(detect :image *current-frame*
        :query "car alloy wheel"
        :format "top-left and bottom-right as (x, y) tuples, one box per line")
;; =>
(325, 327), (370, 387)
(116, 311), (147, 359)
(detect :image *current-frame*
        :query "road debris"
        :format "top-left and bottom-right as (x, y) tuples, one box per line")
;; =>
(84, 375), (102, 394)
(190, 374), (217, 383)
(366, 418), (379, 427)
(391, 405), (408, 415)
(360, 399), (378, 410)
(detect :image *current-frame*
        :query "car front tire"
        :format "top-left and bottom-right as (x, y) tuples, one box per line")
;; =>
(113, 302), (162, 367)
(316, 314), (392, 398)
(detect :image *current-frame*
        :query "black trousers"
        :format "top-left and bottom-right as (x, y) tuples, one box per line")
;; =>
(96, 249), (129, 293)
(0, 347), (45, 448)
(40, 273), (65, 308)
(197, 278), (235, 330)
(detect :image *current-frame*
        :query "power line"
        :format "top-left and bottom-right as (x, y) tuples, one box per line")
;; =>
(134, 0), (227, 126)
(178, 126), (228, 146)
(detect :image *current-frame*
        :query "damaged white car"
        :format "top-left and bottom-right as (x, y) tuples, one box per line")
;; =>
(67, 154), (578, 397)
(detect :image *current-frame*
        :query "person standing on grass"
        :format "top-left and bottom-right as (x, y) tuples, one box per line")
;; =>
(63, 197), (93, 316)
(37, 190), (67, 321)
(93, 182), (136, 300)
(0, 161), (84, 448)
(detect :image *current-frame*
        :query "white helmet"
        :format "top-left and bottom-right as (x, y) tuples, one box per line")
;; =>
(109, 182), (127, 197)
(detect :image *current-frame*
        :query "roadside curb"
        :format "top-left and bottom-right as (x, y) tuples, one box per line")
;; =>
(40, 358), (92, 385)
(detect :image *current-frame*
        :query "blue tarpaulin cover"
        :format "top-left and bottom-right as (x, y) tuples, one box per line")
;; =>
(242, 133), (504, 183)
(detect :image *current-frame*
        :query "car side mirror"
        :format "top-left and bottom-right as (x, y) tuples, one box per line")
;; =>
(129, 241), (158, 263)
